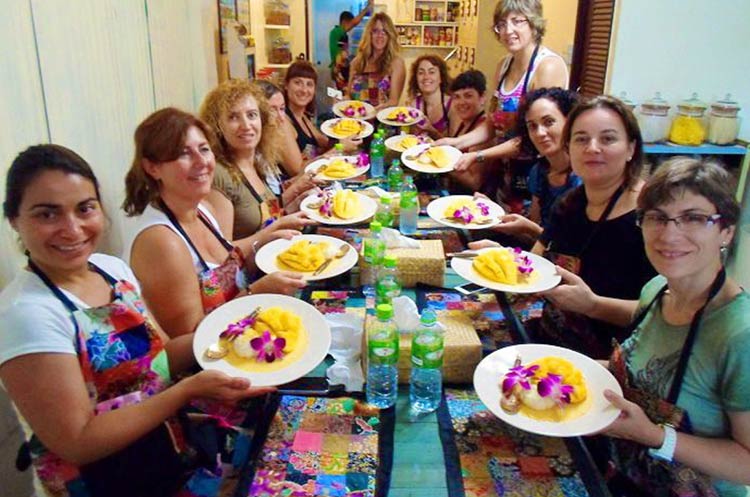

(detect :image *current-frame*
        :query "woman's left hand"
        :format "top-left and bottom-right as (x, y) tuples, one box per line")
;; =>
(542, 265), (598, 315)
(601, 389), (664, 448)
(339, 136), (364, 153)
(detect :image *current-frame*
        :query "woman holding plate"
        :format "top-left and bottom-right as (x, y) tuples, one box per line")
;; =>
(284, 60), (363, 162)
(199, 80), (319, 240)
(472, 96), (655, 358)
(437, 0), (568, 208)
(0, 145), (273, 497)
(555, 158), (750, 497)
(123, 107), (306, 338)
(348, 12), (406, 110)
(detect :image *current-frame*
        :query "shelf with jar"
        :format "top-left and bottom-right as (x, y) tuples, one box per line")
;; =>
(396, 23), (457, 48)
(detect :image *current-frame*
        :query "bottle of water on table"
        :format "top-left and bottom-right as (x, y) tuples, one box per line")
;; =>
(370, 131), (385, 178)
(409, 308), (444, 415)
(387, 159), (404, 192)
(361, 221), (385, 297)
(367, 303), (399, 408)
(399, 175), (418, 235)
(375, 255), (401, 307)
(375, 195), (394, 227)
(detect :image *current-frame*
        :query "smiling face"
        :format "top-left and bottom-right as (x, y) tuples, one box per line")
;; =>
(417, 60), (441, 95)
(11, 170), (104, 274)
(452, 88), (484, 122)
(497, 11), (533, 53)
(569, 108), (635, 189)
(371, 20), (389, 52)
(219, 94), (262, 154)
(267, 91), (286, 121)
(286, 76), (316, 110)
(642, 190), (733, 284)
(145, 126), (215, 200)
(525, 97), (566, 158)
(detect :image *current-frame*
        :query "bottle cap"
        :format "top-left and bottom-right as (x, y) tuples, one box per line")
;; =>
(369, 221), (382, 232)
(383, 255), (398, 267)
(376, 303), (394, 319)
(391, 159), (400, 167)
(334, 143), (344, 151)
(420, 308), (438, 325)
(380, 196), (392, 205)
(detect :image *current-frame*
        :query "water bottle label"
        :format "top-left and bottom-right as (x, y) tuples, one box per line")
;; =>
(411, 334), (444, 368)
(369, 346), (398, 365)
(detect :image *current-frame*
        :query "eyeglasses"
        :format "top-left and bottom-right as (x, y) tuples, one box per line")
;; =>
(372, 28), (388, 36)
(636, 212), (722, 232)
(493, 17), (529, 34)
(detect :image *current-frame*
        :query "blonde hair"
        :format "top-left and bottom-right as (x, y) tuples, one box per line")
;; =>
(199, 80), (283, 183)
(351, 12), (400, 76)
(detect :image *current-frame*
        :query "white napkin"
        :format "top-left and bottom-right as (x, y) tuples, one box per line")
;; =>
(380, 227), (420, 249)
(324, 313), (365, 392)
(392, 295), (447, 334)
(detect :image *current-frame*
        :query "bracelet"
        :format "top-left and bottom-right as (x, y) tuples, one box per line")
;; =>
(475, 151), (485, 163)
(648, 424), (677, 462)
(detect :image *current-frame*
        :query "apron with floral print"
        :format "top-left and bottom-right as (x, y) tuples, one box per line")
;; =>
(350, 71), (391, 107)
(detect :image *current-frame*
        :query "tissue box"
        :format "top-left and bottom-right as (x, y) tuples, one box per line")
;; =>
(363, 312), (482, 384)
(361, 240), (444, 288)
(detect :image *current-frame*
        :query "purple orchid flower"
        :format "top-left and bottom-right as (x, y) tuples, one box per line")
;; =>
(537, 373), (575, 405)
(344, 107), (355, 117)
(220, 315), (256, 341)
(250, 330), (286, 363)
(453, 206), (475, 224)
(511, 247), (534, 275)
(477, 202), (490, 216)
(358, 106), (366, 116)
(501, 364), (539, 394)
(358, 152), (370, 167)
(319, 198), (333, 217)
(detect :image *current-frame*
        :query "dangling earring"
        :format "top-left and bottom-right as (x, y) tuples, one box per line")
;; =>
(720, 241), (728, 261)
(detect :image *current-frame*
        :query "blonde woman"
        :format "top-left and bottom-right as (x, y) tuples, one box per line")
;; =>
(200, 80), (318, 241)
(348, 12), (406, 110)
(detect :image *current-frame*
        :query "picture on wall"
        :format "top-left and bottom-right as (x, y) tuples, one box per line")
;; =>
(218, 0), (238, 54)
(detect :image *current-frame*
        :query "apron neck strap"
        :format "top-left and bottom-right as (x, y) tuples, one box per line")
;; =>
(28, 258), (116, 313)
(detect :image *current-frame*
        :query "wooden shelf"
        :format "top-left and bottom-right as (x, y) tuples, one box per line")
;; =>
(644, 143), (747, 155)
(264, 24), (290, 29)
(265, 63), (291, 68)
(401, 44), (456, 49)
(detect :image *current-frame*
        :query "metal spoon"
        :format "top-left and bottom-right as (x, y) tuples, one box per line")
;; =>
(313, 243), (351, 275)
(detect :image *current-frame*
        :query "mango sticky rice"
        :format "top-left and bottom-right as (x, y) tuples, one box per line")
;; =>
(332, 118), (364, 137)
(276, 239), (331, 272)
(472, 247), (534, 285)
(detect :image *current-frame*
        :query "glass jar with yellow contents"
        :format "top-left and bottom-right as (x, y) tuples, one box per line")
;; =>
(707, 94), (741, 145)
(669, 93), (707, 145)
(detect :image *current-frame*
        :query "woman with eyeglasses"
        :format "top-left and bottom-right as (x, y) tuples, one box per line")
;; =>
(472, 96), (656, 358)
(348, 12), (406, 110)
(438, 0), (568, 208)
(555, 157), (750, 496)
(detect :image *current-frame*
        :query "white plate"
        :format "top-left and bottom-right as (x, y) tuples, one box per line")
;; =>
(320, 118), (374, 140)
(332, 100), (376, 120)
(299, 191), (377, 225)
(376, 106), (424, 127)
(427, 195), (505, 230)
(384, 133), (434, 152)
(401, 144), (461, 173)
(451, 246), (561, 293)
(304, 156), (370, 181)
(473, 343), (622, 437)
(255, 234), (357, 281)
(194, 294), (331, 387)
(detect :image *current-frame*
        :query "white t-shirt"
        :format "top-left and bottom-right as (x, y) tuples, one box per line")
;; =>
(0, 254), (139, 367)
(121, 203), (223, 275)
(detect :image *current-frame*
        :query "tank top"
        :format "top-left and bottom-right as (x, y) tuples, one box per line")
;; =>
(415, 94), (451, 134)
(286, 108), (320, 160)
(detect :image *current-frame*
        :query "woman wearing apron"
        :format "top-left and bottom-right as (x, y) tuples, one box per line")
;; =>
(200, 80), (320, 240)
(0, 145), (272, 497)
(122, 108), (306, 339)
(348, 12), (406, 110)
(437, 0), (568, 206)
(551, 158), (750, 496)
(405, 54), (452, 138)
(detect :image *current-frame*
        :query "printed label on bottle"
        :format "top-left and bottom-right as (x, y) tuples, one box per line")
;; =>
(411, 333), (444, 369)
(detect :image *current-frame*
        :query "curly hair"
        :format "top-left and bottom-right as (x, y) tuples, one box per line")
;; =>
(639, 157), (739, 229)
(516, 87), (579, 156)
(407, 54), (450, 99)
(493, 0), (546, 44)
(350, 12), (400, 76)
(563, 95), (645, 190)
(122, 107), (216, 216)
(199, 79), (283, 184)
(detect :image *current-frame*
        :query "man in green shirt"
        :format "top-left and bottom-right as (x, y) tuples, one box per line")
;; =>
(329, 1), (373, 89)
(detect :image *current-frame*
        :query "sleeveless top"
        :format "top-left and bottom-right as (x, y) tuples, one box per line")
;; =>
(491, 45), (566, 139)
(285, 107), (320, 160)
(415, 94), (451, 134)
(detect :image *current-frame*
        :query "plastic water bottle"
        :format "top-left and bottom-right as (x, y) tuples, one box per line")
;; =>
(375, 195), (394, 227)
(376, 255), (401, 306)
(333, 142), (344, 156)
(409, 309), (444, 415)
(387, 159), (404, 192)
(367, 303), (399, 408)
(361, 221), (385, 296)
(370, 132), (385, 178)
(399, 175), (419, 235)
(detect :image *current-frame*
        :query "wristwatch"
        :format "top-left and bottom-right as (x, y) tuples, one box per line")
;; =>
(648, 424), (677, 462)
(475, 151), (485, 163)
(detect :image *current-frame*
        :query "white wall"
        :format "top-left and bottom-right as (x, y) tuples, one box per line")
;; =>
(0, 0), (218, 288)
(607, 0), (749, 139)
